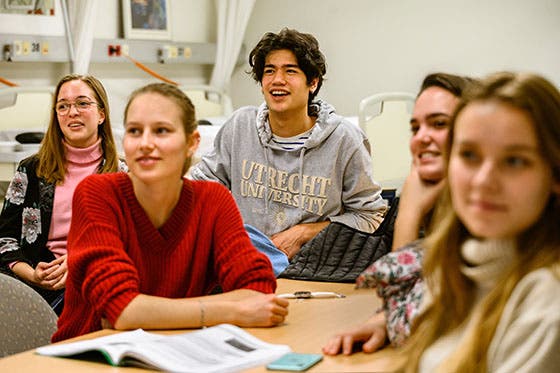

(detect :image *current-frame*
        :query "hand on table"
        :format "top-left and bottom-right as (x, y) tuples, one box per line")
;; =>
(322, 312), (387, 355)
(233, 293), (289, 327)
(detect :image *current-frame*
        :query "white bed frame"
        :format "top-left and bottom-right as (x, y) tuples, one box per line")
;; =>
(359, 92), (416, 192)
(0, 86), (54, 131)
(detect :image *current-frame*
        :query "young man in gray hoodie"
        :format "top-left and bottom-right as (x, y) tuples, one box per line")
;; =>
(190, 28), (386, 271)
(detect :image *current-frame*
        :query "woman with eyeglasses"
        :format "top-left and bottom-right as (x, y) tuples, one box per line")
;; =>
(0, 74), (126, 315)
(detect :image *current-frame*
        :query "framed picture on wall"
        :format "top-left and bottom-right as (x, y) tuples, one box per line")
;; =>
(4, 0), (36, 11)
(0, 0), (64, 35)
(122, 0), (171, 40)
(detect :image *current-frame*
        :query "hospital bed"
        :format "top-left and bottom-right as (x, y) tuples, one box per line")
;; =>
(181, 84), (233, 120)
(358, 92), (416, 192)
(181, 84), (231, 160)
(0, 86), (53, 182)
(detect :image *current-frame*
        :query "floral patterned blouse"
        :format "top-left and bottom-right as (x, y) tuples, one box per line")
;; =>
(0, 155), (127, 270)
(356, 241), (424, 347)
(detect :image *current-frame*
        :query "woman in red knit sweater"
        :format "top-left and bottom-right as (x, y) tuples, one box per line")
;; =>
(53, 83), (288, 341)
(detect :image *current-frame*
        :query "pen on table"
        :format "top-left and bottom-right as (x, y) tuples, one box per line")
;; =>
(277, 291), (346, 299)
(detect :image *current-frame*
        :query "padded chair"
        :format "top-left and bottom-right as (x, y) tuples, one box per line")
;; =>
(358, 92), (416, 192)
(0, 273), (58, 357)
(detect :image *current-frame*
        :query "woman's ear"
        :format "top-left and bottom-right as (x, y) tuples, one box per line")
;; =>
(187, 130), (201, 157)
(98, 109), (106, 125)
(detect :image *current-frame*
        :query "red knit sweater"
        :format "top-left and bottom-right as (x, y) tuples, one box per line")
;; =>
(52, 173), (276, 342)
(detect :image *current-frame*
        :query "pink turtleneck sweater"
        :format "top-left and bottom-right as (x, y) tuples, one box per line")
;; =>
(46, 139), (103, 257)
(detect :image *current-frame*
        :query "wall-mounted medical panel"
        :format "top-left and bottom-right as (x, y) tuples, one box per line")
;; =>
(91, 38), (217, 64)
(1, 34), (245, 66)
(91, 39), (245, 66)
(1, 34), (69, 62)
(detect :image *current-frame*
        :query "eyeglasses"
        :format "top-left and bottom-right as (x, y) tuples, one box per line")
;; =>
(54, 100), (100, 115)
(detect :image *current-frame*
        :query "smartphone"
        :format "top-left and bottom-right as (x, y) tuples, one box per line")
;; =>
(266, 352), (323, 371)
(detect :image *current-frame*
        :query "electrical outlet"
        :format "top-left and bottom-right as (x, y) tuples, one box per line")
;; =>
(121, 44), (129, 56)
(160, 45), (177, 59)
(108, 45), (121, 56)
(169, 46), (178, 58)
(41, 42), (49, 55)
(13, 40), (22, 55)
(183, 47), (192, 59)
(21, 41), (30, 55)
(3, 44), (12, 61)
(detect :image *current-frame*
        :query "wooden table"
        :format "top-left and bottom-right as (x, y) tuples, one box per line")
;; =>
(0, 279), (399, 372)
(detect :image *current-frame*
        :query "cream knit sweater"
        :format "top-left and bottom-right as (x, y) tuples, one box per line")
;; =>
(419, 239), (560, 373)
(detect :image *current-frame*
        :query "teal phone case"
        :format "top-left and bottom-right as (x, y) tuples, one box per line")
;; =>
(266, 353), (323, 371)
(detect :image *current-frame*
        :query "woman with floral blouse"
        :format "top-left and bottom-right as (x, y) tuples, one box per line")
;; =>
(0, 74), (125, 315)
(323, 72), (473, 355)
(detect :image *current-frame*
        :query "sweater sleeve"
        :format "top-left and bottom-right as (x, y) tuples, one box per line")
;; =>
(0, 171), (27, 266)
(205, 183), (276, 293)
(489, 268), (560, 373)
(0, 159), (39, 267)
(329, 134), (387, 233)
(67, 174), (141, 326)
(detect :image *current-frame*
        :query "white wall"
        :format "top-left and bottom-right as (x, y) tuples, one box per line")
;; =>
(1, 0), (559, 120)
(92, 0), (217, 125)
(0, 0), (217, 125)
(230, 0), (560, 116)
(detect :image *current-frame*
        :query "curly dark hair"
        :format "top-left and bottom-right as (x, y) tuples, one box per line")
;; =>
(249, 28), (327, 103)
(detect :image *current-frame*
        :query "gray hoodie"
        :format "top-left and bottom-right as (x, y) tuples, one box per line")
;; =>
(190, 100), (387, 236)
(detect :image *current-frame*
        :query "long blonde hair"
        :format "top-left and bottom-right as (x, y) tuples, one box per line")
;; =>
(37, 74), (120, 183)
(400, 72), (560, 372)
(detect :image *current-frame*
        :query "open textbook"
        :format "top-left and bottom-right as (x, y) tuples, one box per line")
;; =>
(36, 324), (291, 372)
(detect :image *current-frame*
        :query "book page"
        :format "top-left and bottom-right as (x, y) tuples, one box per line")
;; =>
(36, 329), (161, 366)
(121, 324), (291, 372)
(37, 325), (291, 372)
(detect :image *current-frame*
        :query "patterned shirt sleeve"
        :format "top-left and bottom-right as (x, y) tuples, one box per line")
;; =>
(356, 241), (425, 346)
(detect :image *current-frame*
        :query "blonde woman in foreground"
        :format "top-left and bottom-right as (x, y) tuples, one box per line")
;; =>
(400, 72), (560, 372)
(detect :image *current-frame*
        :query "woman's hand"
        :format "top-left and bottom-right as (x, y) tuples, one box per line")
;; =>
(400, 165), (446, 217)
(32, 255), (67, 290)
(392, 165), (446, 250)
(322, 312), (387, 355)
(233, 293), (289, 327)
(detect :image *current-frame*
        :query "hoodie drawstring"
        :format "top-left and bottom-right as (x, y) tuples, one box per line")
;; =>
(263, 145), (270, 215)
(298, 148), (306, 211)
